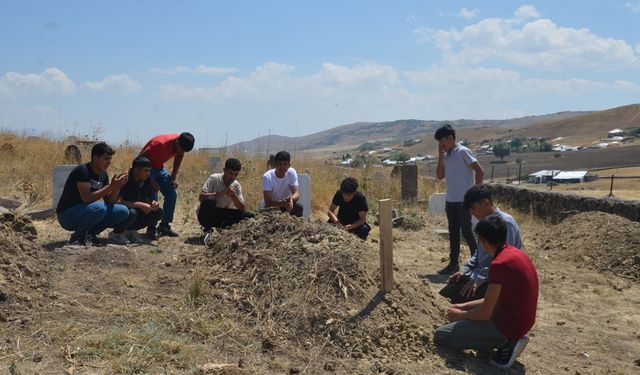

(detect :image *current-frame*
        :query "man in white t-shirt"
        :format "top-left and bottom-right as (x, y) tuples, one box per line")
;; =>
(435, 124), (485, 275)
(198, 158), (254, 239)
(262, 151), (303, 217)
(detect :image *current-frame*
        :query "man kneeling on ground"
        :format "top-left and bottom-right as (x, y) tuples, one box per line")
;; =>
(56, 142), (129, 246)
(261, 151), (303, 217)
(198, 158), (254, 245)
(327, 177), (371, 240)
(439, 184), (523, 303)
(109, 156), (163, 244)
(434, 214), (538, 368)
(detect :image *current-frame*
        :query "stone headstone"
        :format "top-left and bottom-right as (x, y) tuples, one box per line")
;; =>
(53, 165), (77, 209)
(63, 144), (82, 164)
(399, 165), (418, 200)
(298, 173), (311, 219)
(428, 193), (446, 215)
(208, 156), (222, 172)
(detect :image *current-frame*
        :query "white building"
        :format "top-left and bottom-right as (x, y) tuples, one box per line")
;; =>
(552, 171), (592, 183)
(528, 170), (561, 184)
(608, 129), (624, 138)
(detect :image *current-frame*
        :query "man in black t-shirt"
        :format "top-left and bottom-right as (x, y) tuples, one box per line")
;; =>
(56, 142), (130, 246)
(109, 156), (163, 244)
(327, 177), (371, 240)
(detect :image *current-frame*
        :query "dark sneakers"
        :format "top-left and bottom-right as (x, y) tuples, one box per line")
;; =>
(158, 223), (179, 237)
(68, 234), (87, 247)
(437, 263), (460, 275)
(146, 226), (158, 241)
(491, 336), (530, 368)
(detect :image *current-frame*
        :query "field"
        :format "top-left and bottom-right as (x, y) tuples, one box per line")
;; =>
(1, 135), (640, 374)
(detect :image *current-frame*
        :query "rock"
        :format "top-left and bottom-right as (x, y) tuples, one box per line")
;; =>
(25, 208), (55, 221)
(33, 352), (43, 362)
(0, 198), (22, 211)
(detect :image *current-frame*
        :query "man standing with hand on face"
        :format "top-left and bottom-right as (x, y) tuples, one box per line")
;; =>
(262, 151), (303, 217)
(139, 132), (195, 237)
(435, 124), (484, 275)
(198, 158), (254, 246)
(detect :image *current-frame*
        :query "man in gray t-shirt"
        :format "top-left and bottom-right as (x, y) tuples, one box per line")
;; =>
(440, 184), (523, 303)
(435, 124), (485, 275)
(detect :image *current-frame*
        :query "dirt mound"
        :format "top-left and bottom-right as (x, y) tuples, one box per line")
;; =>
(0, 213), (49, 319)
(188, 211), (442, 364)
(545, 212), (640, 279)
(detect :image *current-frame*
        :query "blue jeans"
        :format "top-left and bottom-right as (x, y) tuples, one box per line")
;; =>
(150, 168), (177, 225)
(57, 201), (130, 239)
(434, 320), (506, 352)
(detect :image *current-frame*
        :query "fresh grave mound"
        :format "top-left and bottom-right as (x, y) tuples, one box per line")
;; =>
(545, 211), (640, 280)
(190, 211), (443, 362)
(0, 213), (50, 318)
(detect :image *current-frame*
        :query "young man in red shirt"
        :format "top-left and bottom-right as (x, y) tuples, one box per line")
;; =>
(139, 132), (194, 237)
(434, 214), (539, 368)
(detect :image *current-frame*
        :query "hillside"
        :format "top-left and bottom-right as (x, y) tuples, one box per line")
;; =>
(227, 111), (588, 154)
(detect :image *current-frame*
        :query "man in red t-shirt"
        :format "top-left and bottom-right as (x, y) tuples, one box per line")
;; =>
(139, 132), (194, 237)
(434, 214), (539, 368)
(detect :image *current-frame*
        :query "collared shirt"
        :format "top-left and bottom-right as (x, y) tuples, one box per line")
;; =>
(201, 173), (244, 209)
(461, 208), (523, 285)
(443, 143), (478, 203)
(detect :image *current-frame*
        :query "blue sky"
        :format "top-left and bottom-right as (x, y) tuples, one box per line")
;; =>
(1, 1), (639, 147)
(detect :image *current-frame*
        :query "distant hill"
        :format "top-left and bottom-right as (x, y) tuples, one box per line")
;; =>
(227, 111), (588, 154)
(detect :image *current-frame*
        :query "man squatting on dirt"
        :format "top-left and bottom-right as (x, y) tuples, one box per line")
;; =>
(327, 177), (371, 240)
(261, 151), (304, 217)
(56, 142), (129, 246)
(439, 184), (523, 303)
(434, 214), (539, 369)
(198, 158), (255, 246)
(435, 124), (485, 275)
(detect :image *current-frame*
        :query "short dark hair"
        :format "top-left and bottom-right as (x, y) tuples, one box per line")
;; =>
(340, 177), (359, 194)
(274, 151), (290, 162)
(224, 158), (242, 171)
(178, 132), (195, 152)
(91, 142), (115, 159)
(463, 184), (493, 210)
(132, 156), (151, 169)
(434, 124), (456, 141)
(474, 214), (507, 249)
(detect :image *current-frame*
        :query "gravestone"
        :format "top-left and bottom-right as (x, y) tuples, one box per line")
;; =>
(298, 173), (312, 219)
(63, 145), (82, 164)
(53, 165), (77, 208)
(428, 193), (446, 215)
(399, 165), (418, 200)
(208, 156), (222, 173)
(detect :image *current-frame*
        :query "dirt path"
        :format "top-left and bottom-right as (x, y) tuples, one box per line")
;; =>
(1, 212), (639, 374)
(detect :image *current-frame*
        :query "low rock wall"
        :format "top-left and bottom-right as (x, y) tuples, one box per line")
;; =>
(488, 184), (640, 223)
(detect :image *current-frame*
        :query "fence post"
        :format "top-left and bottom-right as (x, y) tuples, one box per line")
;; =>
(490, 165), (494, 182)
(609, 174), (614, 197)
(518, 164), (522, 184)
(506, 166), (510, 183)
(379, 199), (394, 293)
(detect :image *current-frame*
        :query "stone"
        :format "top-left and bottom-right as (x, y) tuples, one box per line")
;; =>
(428, 193), (446, 215)
(0, 198), (22, 211)
(298, 174), (312, 219)
(399, 165), (418, 200)
(63, 145), (82, 164)
(53, 165), (77, 209)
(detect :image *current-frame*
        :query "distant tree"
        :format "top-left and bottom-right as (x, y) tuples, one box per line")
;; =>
(493, 143), (510, 161)
(510, 137), (524, 150)
(538, 140), (552, 152)
(630, 127), (640, 137)
(390, 152), (410, 162)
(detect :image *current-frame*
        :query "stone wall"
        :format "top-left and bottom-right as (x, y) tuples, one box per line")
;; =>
(488, 184), (640, 223)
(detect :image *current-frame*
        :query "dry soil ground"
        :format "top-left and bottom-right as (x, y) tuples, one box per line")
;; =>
(1, 207), (639, 374)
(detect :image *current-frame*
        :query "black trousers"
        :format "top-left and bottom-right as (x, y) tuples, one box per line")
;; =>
(113, 208), (163, 233)
(279, 201), (303, 217)
(439, 274), (488, 304)
(327, 220), (371, 240)
(198, 199), (255, 230)
(445, 201), (477, 264)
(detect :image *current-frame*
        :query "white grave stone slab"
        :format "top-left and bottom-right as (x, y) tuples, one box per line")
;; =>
(298, 173), (311, 219)
(428, 193), (446, 215)
(53, 165), (77, 209)
(208, 156), (222, 172)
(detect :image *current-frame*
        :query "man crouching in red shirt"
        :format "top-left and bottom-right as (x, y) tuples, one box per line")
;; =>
(434, 214), (539, 368)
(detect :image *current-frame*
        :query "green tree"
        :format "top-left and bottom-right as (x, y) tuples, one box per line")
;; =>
(390, 152), (410, 162)
(492, 143), (510, 161)
(510, 137), (523, 150)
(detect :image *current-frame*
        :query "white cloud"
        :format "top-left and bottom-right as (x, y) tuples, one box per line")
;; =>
(414, 6), (639, 69)
(406, 14), (417, 24)
(0, 68), (76, 98)
(458, 7), (480, 20)
(150, 65), (238, 75)
(626, 2), (640, 12)
(514, 5), (540, 20)
(84, 74), (141, 93)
